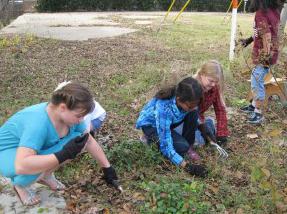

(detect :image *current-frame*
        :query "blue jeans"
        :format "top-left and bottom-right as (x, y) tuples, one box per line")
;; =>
(251, 65), (269, 101)
(91, 118), (104, 131)
(194, 117), (215, 146)
(142, 110), (198, 157)
(142, 127), (190, 156)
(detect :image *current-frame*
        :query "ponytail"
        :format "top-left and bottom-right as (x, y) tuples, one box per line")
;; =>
(155, 85), (176, 100)
(155, 77), (203, 104)
(175, 77), (203, 103)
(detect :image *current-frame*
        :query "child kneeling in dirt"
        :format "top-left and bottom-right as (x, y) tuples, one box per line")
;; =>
(56, 82), (107, 138)
(136, 77), (208, 178)
(0, 82), (118, 206)
(193, 60), (229, 148)
(84, 100), (106, 137)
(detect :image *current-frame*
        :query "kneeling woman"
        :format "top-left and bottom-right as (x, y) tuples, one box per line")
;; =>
(136, 77), (207, 177)
(0, 82), (118, 206)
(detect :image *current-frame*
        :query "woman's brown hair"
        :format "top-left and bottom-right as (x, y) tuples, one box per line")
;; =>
(51, 82), (95, 115)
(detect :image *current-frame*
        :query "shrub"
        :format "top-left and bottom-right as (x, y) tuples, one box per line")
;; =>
(36, 0), (247, 12)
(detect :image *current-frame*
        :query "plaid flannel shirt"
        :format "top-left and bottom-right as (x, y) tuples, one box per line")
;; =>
(136, 97), (188, 166)
(198, 86), (229, 137)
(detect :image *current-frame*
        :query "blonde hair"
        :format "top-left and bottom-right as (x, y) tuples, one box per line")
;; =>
(195, 60), (226, 105)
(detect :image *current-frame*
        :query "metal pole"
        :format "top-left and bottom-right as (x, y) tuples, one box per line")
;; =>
(229, 0), (238, 60)
(279, 3), (287, 36)
(163, 0), (176, 23)
(173, 0), (192, 23)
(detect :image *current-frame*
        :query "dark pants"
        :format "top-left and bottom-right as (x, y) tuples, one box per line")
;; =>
(142, 110), (198, 157)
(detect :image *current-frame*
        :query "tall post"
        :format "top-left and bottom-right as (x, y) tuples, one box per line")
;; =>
(279, 3), (287, 36)
(229, 0), (238, 61)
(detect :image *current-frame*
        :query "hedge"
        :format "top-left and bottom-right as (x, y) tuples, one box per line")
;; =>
(36, 0), (249, 12)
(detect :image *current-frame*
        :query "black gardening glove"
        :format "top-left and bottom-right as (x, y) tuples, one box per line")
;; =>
(239, 36), (254, 48)
(185, 164), (208, 178)
(102, 166), (122, 191)
(216, 136), (228, 147)
(54, 133), (89, 164)
(198, 123), (216, 144)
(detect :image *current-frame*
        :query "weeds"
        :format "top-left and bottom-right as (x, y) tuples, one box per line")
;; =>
(105, 140), (164, 172)
(140, 178), (210, 213)
(0, 35), (20, 48)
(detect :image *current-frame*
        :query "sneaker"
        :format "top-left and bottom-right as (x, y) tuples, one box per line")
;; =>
(240, 104), (255, 113)
(247, 112), (264, 124)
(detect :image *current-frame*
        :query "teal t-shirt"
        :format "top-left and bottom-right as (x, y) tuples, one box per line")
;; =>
(0, 102), (86, 153)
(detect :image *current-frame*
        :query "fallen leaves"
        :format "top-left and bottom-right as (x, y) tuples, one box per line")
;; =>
(204, 191), (213, 198)
(236, 208), (244, 214)
(208, 185), (219, 194)
(259, 181), (272, 190)
(246, 133), (258, 139)
(1, 18), (286, 214)
(235, 171), (243, 179)
(268, 129), (283, 137)
(275, 202), (287, 213)
(119, 203), (133, 214)
(132, 192), (145, 201)
(85, 207), (110, 214)
(261, 168), (271, 179)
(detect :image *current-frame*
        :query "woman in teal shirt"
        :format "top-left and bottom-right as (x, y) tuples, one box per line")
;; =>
(0, 82), (118, 206)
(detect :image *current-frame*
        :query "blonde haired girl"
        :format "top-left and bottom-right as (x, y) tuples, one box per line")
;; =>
(193, 60), (229, 147)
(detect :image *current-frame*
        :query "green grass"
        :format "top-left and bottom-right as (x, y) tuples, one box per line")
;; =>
(140, 178), (210, 213)
(105, 140), (164, 172)
(0, 13), (286, 213)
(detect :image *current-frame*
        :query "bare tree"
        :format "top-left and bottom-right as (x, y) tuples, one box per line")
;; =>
(0, 0), (9, 12)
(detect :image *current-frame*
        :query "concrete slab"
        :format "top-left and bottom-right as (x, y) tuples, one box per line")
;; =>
(0, 12), (138, 41)
(0, 176), (66, 214)
(121, 15), (162, 20)
(1, 25), (137, 41)
(134, 20), (153, 25)
(8, 13), (117, 26)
